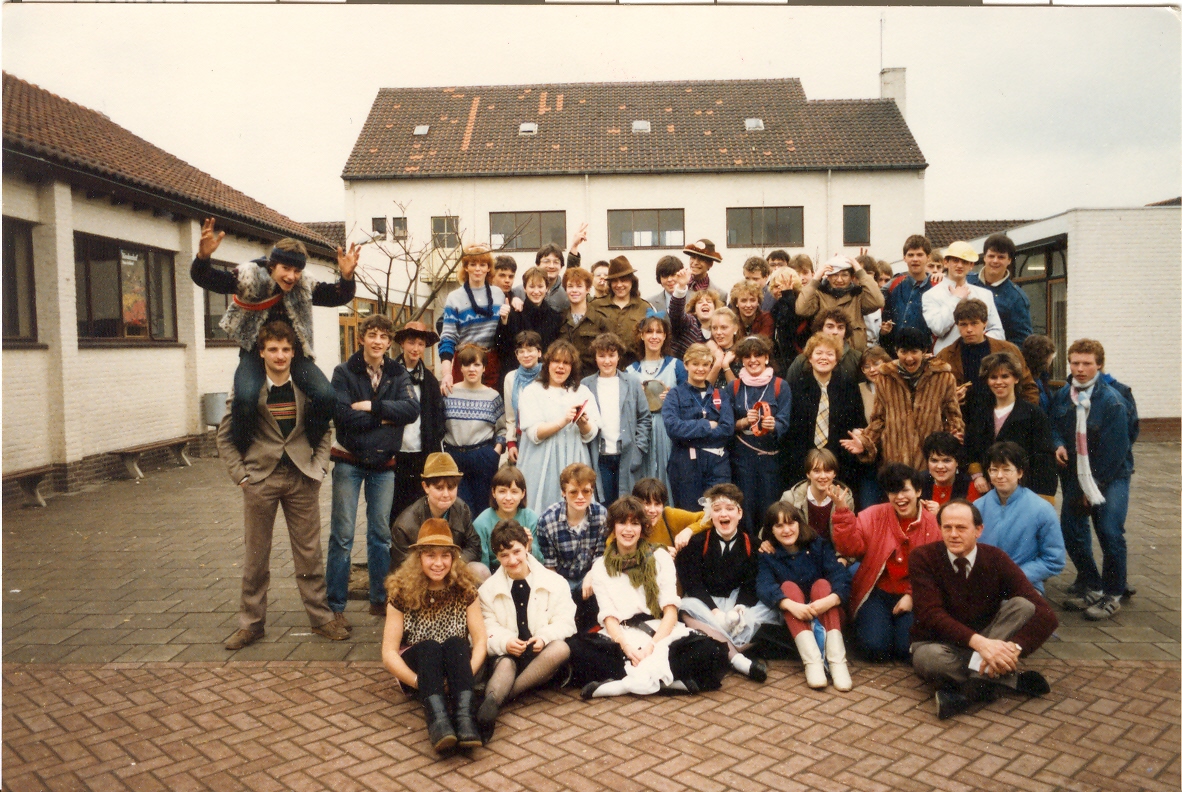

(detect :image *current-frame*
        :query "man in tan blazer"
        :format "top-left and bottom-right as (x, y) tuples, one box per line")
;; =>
(216, 321), (349, 650)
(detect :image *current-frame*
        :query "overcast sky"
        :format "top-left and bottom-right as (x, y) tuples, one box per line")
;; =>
(4, 5), (1179, 230)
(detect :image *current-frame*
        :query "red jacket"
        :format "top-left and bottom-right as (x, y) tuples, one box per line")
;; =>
(831, 503), (942, 619)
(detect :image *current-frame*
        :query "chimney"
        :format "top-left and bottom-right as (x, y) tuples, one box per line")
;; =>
(880, 67), (906, 120)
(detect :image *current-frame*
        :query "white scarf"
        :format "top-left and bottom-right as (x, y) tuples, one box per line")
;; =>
(1070, 377), (1106, 505)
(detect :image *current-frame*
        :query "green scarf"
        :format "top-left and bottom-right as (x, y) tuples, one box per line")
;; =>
(603, 537), (662, 619)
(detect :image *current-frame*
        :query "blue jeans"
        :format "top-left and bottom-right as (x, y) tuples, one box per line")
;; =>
(1060, 475), (1129, 596)
(598, 453), (621, 504)
(232, 348), (335, 453)
(327, 461), (396, 611)
(448, 442), (499, 514)
(854, 588), (913, 661)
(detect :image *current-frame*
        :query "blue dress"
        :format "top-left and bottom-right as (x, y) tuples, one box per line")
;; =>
(628, 357), (687, 492)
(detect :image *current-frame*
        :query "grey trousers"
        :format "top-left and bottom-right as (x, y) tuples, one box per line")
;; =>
(239, 464), (334, 632)
(911, 598), (1036, 688)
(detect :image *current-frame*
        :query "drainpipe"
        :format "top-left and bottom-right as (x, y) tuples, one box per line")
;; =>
(584, 173), (590, 232)
(825, 169), (832, 259)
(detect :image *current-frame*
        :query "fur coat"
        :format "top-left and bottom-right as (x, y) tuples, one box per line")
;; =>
(858, 359), (964, 470)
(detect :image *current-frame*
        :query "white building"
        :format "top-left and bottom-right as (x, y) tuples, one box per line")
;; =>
(2, 72), (342, 498)
(340, 77), (927, 298)
(959, 202), (1181, 434)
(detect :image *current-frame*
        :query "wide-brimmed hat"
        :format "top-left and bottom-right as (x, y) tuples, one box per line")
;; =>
(393, 320), (440, 346)
(410, 517), (460, 549)
(683, 239), (722, 263)
(943, 241), (979, 264)
(605, 256), (637, 280)
(421, 451), (462, 479)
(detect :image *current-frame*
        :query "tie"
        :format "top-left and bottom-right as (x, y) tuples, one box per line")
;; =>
(814, 383), (830, 449)
(954, 558), (969, 579)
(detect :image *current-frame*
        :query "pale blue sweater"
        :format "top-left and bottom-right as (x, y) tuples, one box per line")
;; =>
(978, 486), (1066, 593)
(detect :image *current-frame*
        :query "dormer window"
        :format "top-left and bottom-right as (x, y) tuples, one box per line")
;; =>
(632, 120), (651, 134)
(744, 118), (765, 132)
(413, 124), (430, 136)
(519, 122), (538, 136)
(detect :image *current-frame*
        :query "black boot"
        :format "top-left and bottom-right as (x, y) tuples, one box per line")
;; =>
(453, 690), (483, 749)
(422, 694), (457, 753)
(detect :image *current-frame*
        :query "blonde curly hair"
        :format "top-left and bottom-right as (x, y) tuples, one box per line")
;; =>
(384, 547), (480, 612)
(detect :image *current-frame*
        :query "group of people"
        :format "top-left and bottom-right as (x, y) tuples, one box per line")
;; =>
(192, 217), (1138, 753)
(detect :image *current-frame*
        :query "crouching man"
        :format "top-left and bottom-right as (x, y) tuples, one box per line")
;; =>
(909, 499), (1057, 719)
(217, 321), (349, 649)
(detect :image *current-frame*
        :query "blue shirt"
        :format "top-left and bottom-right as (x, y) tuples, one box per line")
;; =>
(884, 274), (934, 339)
(978, 486), (1065, 593)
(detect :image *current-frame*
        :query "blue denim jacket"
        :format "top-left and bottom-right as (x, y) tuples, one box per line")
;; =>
(1048, 377), (1133, 488)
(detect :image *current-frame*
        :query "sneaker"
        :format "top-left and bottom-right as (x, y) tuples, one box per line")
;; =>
(1083, 594), (1121, 621)
(333, 611), (352, 633)
(369, 601), (387, 617)
(311, 619), (350, 641)
(225, 628), (264, 650)
(1063, 589), (1104, 612)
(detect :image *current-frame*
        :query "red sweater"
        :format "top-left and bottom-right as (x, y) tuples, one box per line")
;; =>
(909, 543), (1058, 656)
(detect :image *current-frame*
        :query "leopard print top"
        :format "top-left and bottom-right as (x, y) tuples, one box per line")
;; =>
(390, 585), (476, 647)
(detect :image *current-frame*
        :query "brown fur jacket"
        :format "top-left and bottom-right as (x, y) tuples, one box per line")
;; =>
(859, 359), (964, 469)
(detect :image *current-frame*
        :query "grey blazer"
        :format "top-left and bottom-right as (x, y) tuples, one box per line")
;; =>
(216, 383), (332, 485)
(582, 370), (653, 502)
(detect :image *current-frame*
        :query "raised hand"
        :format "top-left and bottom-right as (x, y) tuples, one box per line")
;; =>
(337, 242), (361, 280)
(198, 218), (225, 259)
(570, 222), (589, 253)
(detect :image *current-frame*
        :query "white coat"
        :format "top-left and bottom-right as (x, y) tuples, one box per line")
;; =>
(478, 555), (578, 657)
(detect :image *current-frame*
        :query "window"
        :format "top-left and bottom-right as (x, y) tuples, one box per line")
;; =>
(391, 217), (408, 240)
(413, 125), (430, 136)
(843, 205), (870, 246)
(1013, 235), (1068, 380)
(744, 118), (765, 132)
(372, 217), (387, 239)
(3, 216), (37, 341)
(490, 211), (566, 251)
(431, 216), (459, 249)
(204, 260), (236, 341)
(607, 209), (684, 249)
(74, 233), (176, 341)
(631, 120), (651, 134)
(519, 122), (538, 136)
(726, 207), (803, 248)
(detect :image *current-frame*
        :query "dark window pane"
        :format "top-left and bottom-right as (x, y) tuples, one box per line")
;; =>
(75, 243), (89, 337)
(120, 249), (148, 338)
(490, 213), (514, 249)
(1022, 281), (1047, 336)
(780, 207), (804, 246)
(391, 217), (407, 240)
(517, 214), (541, 250)
(541, 212), (566, 248)
(762, 209), (781, 247)
(607, 211), (631, 248)
(843, 205), (870, 246)
(1017, 252), (1046, 279)
(431, 216), (458, 248)
(88, 240), (121, 338)
(1050, 280), (1067, 380)
(3, 217), (36, 340)
(1050, 248), (1066, 278)
(659, 209), (684, 247)
(633, 210), (658, 247)
(726, 208), (748, 247)
(372, 217), (387, 238)
(149, 250), (176, 340)
(205, 260), (233, 339)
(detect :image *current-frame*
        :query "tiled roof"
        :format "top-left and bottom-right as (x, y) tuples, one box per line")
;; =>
(343, 79), (927, 180)
(305, 222), (346, 249)
(925, 220), (1032, 250)
(3, 72), (334, 252)
(1146, 197), (1181, 206)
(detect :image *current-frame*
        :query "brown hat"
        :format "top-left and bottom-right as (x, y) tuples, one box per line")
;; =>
(605, 255), (637, 280)
(393, 320), (440, 346)
(421, 451), (463, 479)
(683, 239), (722, 263)
(410, 517), (460, 549)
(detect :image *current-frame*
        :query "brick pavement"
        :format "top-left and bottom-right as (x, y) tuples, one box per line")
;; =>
(2, 443), (1179, 790)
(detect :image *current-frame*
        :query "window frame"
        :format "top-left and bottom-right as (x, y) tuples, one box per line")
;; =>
(606, 208), (685, 251)
(372, 217), (387, 240)
(431, 216), (459, 250)
(203, 259), (238, 345)
(489, 210), (567, 252)
(1012, 234), (1069, 381)
(842, 205), (871, 246)
(390, 216), (408, 241)
(74, 232), (178, 343)
(725, 206), (804, 248)
(3, 216), (38, 343)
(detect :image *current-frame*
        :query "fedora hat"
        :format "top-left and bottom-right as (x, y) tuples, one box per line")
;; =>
(410, 517), (460, 549)
(683, 239), (723, 263)
(393, 320), (440, 346)
(605, 256), (637, 280)
(942, 241), (979, 264)
(421, 452), (463, 480)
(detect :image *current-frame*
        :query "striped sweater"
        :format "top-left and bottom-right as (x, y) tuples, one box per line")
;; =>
(444, 386), (507, 448)
(439, 283), (506, 360)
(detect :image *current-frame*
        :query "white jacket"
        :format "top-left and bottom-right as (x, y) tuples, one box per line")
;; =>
(921, 279), (1005, 354)
(479, 556), (577, 656)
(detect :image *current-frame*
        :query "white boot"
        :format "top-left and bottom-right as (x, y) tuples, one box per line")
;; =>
(794, 630), (828, 689)
(825, 630), (852, 692)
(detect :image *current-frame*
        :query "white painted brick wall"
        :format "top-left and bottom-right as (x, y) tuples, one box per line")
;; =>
(75, 348), (189, 456)
(2, 350), (52, 471)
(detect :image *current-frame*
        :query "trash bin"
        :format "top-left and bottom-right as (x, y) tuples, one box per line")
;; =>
(201, 392), (228, 427)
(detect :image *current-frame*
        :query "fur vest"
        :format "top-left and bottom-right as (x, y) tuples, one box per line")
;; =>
(860, 359), (963, 470)
(219, 261), (317, 358)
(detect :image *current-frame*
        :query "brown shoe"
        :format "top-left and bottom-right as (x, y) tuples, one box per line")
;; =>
(311, 619), (350, 642)
(225, 628), (264, 650)
(369, 601), (387, 617)
(333, 611), (352, 633)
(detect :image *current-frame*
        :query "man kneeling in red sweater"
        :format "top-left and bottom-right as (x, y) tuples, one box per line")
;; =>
(909, 498), (1058, 719)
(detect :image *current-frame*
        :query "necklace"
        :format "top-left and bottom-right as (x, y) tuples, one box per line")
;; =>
(640, 358), (662, 376)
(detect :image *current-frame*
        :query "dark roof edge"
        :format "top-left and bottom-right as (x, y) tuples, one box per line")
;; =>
(341, 163), (929, 181)
(376, 78), (805, 92)
(5, 145), (337, 259)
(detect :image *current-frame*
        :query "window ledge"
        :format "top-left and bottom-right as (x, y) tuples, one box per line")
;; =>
(78, 339), (186, 349)
(204, 339), (241, 348)
(606, 246), (684, 251)
(2, 339), (49, 351)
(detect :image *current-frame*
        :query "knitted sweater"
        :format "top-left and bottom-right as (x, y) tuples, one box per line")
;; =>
(443, 386), (506, 448)
(439, 282), (506, 360)
(977, 486), (1066, 593)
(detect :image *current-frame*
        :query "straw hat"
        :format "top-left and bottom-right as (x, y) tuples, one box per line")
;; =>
(943, 241), (979, 263)
(410, 518), (459, 549)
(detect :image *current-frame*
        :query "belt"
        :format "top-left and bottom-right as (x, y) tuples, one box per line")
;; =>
(444, 439), (495, 453)
(620, 613), (657, 636)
